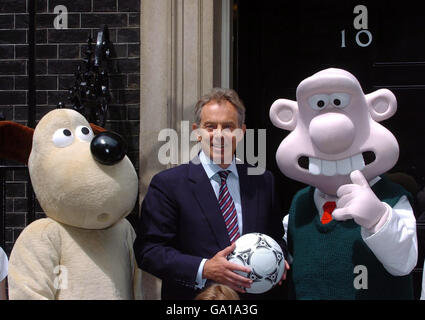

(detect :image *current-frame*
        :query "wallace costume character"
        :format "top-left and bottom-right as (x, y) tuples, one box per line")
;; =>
(0, 109), (142, 299)
(269, 68), (417, 299)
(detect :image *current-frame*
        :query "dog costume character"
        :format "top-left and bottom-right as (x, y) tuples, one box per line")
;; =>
(270, 68), (418, 299)
(0, 109), (142, 299)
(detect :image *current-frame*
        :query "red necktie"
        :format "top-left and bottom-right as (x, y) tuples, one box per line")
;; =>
(321, 201), (336, 224)
(218, 170), (240, 243)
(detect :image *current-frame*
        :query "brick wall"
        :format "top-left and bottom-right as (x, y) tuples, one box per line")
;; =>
(0, 0), (140, 254)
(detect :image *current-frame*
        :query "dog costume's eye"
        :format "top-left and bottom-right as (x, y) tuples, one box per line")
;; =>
(76, 125), (94, 142)
(53, 128), (74, 148)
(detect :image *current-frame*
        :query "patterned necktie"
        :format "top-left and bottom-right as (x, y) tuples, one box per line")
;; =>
(218, 170), (240, 243)
(321, 201), (336, 224)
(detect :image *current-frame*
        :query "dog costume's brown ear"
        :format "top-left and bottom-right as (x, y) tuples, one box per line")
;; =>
(0, 121), (34, 164)
(0, 121), (106, 165)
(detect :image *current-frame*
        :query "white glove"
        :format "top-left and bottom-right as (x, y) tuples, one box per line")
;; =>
(332, 170), (389, 233)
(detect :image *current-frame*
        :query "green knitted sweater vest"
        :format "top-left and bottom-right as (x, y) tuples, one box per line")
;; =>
(287, 176), (414, 300)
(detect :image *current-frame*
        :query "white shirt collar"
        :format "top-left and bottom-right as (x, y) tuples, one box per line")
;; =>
(199, 150), (239, 179)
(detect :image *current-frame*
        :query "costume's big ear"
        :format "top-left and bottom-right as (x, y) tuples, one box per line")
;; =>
(366, 89), (397, 122)
(90, 123), (107, 134)
(0, 121), (34, 164)
(269, 99), (298, 131)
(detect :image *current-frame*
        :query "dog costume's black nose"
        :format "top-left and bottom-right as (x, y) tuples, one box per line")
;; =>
(90, 131), (127, 165)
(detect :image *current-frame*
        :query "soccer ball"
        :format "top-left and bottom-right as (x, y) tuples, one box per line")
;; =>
(227, 233), (285, 294)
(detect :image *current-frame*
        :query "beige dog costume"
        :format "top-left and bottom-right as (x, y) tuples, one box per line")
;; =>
(2, 109), (142, 299)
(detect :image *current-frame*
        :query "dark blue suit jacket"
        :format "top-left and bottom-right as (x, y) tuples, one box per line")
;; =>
(134, 158), (286, 300)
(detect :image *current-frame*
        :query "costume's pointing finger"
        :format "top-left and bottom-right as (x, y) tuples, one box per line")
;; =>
(337, 193), (355, 208)
(337, 184), (358, 197)
(332, 208), (352, 221)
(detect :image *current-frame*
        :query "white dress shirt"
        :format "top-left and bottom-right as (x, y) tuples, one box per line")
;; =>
(282, 176), (418, 276)
(195, 151), (243, 289)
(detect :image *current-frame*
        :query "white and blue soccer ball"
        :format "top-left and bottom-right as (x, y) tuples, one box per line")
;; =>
(227, 233), (285, 294)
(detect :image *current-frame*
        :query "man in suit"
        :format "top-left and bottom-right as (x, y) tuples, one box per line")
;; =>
(134, 88), (287, 300)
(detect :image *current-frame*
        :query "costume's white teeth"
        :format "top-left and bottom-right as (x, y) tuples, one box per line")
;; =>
(309, 158), (321, 175)
(308, 153), (365, 176)
(351, 153), (365, 171)
(322, 160), (336, 176)
(336, 158), (352, 175)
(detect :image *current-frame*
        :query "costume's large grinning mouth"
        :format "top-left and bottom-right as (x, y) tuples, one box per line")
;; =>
(297, 151), (375, 176)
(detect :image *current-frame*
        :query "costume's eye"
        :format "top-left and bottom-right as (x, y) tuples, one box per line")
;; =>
(76, 125), (94, 142)
(308, 94), (330, 110)
(203, 124), (216, 132)
(52, 128), (74, 148)
(330, 93), (351, 108)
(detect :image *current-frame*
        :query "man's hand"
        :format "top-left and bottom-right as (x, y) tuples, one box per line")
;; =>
(332, 170), (389, 232)
(203, 243), (253, 293)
